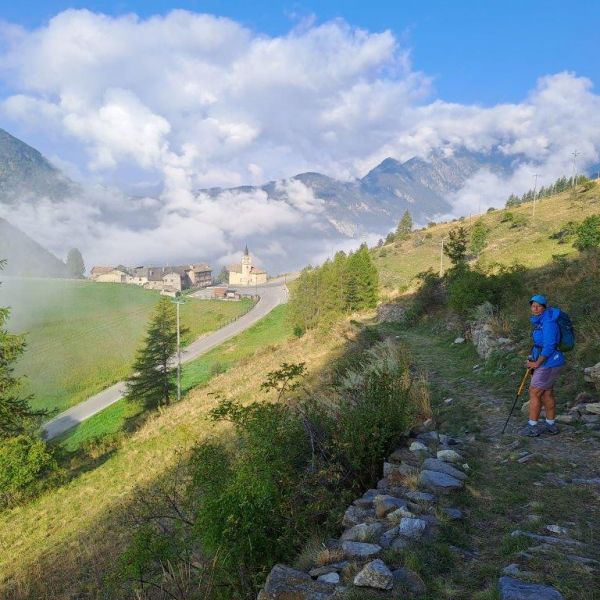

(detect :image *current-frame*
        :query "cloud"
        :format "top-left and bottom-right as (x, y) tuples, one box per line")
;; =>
(0, 10), (599, 272)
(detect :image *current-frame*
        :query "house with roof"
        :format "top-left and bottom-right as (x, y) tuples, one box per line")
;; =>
(228, 246), (268, 286)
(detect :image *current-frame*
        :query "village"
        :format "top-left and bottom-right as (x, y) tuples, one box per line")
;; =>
(90, 245), (268, 299)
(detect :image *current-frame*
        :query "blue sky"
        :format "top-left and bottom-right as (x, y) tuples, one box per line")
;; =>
(2, 0), (599, 105)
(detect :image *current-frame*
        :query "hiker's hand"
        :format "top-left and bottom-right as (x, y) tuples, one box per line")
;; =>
(527, 359), (539, 369)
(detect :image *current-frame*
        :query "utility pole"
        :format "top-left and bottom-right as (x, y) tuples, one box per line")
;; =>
(571, 150), (580, 188)
(440, 237), (446, 277)
(532, 173), (539, 220)
(171, 292), (185, 403)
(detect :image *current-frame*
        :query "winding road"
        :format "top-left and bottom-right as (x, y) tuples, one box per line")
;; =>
(42, 282), (289, 440)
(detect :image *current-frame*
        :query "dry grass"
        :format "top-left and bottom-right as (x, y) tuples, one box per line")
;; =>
(375, 182), (600, 292)
(0, 323), (349, 599)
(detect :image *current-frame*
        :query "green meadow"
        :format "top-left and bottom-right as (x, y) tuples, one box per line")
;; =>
(58, 303), (292, 451)
(1, 278), (253, 414)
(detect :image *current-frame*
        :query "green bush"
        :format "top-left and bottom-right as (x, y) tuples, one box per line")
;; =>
(574, 215), (600, 250)
(0, 435), (63, 508)
(408, 269), (446, 319)
(446, 265), (492, 315)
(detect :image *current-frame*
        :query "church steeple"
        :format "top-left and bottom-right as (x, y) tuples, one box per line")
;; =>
(244, 244), (249, 256)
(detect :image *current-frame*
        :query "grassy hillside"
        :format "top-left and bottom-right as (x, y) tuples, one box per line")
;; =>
(1, 278), (253, 413)
(375, 181), (600, 293)
(0, 305), (348, 599)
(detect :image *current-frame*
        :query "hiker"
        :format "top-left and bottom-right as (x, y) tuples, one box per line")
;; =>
(522, 294), (566, 436)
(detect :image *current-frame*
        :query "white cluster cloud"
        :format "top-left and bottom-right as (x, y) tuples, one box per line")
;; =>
(0, 10), (599, 270)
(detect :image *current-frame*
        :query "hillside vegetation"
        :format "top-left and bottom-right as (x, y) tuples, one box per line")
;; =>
(374, 180), (600, 293)
(2, 278), (253, 413)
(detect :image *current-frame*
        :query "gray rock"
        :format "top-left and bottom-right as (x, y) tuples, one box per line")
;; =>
(585, 402), (600, 414)
(454, 337), (465, 344)
(387, 506), (415, 522)
(510, 530), (583, 547)
(566, 554), (600, 566)
(374, 494), (408, 518)
(416, 431), (439, 444)
(499, 576), (565, 599)
(353, 489), (378, 508)
(545, 524), (568, 535)
(341, 522), (384, 542)
(378, 525), (400, 549)
(555, 414), (577, 424)
(308, 562), (349, 577)
(398, 517), (428, 539)
(422, 458), (468, 481)
(571, 477), (600, 486)
(437, 449), (463, 463)
(502, 564), (535, 578)
(353, 559), (393, 590)
(410, 441), (429, 452)
(405, 490), (436, 503)
(341, 541), (382, 559)
(317, 572), (340, 584)
(392, 567), (427, 596)
(583, 363), (600, 388)
(342, 506), (376, 527)
(581, 414), (600, 423)
(419, 469), (464, 494)
(258, 564), (336, 600)
(442, 507), (464, 520)
(390, 536), (409, 551)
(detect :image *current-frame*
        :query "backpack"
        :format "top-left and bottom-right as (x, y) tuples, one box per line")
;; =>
(556, 310), (575, 352)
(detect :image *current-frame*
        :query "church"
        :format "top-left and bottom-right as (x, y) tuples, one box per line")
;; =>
(228, 246), (268, 286)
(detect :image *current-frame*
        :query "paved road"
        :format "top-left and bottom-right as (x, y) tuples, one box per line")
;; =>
(42, 283), (288, 440)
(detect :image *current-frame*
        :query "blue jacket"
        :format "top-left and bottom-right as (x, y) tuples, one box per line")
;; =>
(530, 307), (566, 368)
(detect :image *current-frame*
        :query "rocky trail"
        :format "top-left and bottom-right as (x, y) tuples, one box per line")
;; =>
(258, 327), (600, 599)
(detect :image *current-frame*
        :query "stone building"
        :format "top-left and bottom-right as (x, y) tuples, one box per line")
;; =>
(228, 246), (267, 286)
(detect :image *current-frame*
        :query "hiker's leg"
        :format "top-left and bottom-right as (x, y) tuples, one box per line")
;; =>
(541, 389), (556, 420)
(528, 386), (544, 421)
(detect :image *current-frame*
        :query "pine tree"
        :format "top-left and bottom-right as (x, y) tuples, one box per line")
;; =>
(66, 248), (85, 278)
(469, 219), (489, 257)
(395, 210), (413, 240)
(0, 261), (46, 438)
(444, 227), (468, 266)
(126, 298), (184, 410)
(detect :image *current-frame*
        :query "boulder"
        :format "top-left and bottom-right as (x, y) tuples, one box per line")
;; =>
(308, 562), (349, 577)
(341, 522), (383, 542)
(498, 576), (565, 600)
(584, 402), (600, 415)
(555, 414), (577, 425)
(387, 506), (415, 522)
(397, 517), (428, 540)
(583, 362), (600, 389)
(378, 525), (401, 549)
(419, 469), (464, 494)
(258, 564), (336, 600)
(442, 507), (464, 520)
(341, 541), (382, 559)
(422, 458), (468, 481)
(453, 337), (465, 344)
(410, 441), (429, 452)
(342, 506), (375, 527)
(404, 490), (436, 503)
(317, 572), (340, 584)
(392, 567), (427, 596)
(436, 449), (463, 464)
(353, 559), (394, 590)
(374, 495), (408, 518)
(353, 489), (378, 508)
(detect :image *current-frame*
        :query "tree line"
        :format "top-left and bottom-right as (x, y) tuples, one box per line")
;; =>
(288, 243), (379, 332)
(506, 174), (591, 207)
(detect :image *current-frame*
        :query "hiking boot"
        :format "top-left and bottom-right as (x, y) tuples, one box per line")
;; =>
(520, 423), (542, 437)
(541, 421), (560, 435)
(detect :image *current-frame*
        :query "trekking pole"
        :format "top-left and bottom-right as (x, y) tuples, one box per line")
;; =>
(501, 368), (533, 435)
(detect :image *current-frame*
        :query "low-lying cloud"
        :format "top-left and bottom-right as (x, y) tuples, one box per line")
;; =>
(0, 10), (599, 272)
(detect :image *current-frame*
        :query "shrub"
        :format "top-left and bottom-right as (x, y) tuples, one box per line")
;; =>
(574, 215), (600, 250)
(0, 435), (63, 508)
(501, 211), (515, 223)
(408, 269), (446, 319)
(446, 265), (492, 315)
(550, 221), (578, 244)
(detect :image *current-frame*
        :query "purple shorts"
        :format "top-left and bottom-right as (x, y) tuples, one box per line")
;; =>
(531, 366), (563, 390)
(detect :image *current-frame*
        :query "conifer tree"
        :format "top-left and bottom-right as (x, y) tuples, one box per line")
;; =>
(0, 261), (46, 438)
(444, 226), (468, 266)
(126, 298), (185, 410)
(395, 210), (413, 240)
(469, 219), (489, 257)
(66, 248), (85, 278)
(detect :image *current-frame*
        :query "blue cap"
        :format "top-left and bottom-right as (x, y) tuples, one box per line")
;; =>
(529, 294), (548, 306)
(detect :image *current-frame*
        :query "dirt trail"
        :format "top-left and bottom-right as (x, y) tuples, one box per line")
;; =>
(399, 329), (600, 599)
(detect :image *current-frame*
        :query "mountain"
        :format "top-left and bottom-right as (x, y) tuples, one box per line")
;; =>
(0, 128), (77, 204)
(0, 217), (68, 277)
(199, 150), (501, 237)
